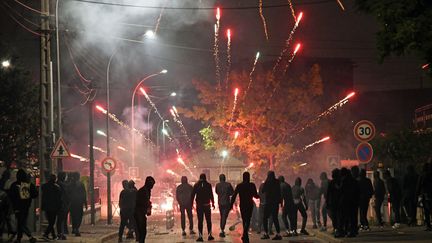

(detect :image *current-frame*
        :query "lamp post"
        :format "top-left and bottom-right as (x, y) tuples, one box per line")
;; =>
(131, 70), (167, 167)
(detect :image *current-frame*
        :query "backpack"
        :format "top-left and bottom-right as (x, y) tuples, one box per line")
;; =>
(19, 182), (31, 200)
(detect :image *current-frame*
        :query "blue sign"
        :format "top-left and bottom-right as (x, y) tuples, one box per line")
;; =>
(356, 142), (373, 163)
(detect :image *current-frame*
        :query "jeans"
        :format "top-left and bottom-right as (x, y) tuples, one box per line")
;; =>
(374, 197), (384, 225)
(15, 210), (32, 240)
(134, 211), (147, 243)
(44, 210), (57, 237)
(196, 205), (212, 235)
(308, 199), (320, 226)
(359, 198), (370, 227)
(292, 203), (307, 231)
(70, 204), (83, 233)
(219, 205), (230, 232)
(179, 205), (193, 231)
(240, 205), (253, 239)
(263, 203), (280, 234)
(119, 209), (134, 238)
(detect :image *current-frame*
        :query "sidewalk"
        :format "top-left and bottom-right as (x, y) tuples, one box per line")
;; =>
(311, 226), (432, 243)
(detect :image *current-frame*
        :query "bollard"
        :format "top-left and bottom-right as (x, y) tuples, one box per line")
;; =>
(166, 210), (174, 230)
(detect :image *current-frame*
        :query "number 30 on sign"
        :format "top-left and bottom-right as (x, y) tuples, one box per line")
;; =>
(353, 120), (376, 142)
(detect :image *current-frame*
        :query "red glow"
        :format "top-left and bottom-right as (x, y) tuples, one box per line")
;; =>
(234, 131), (240, 139)
(293, 43), (301, 55)
(216, 7), (221, 20)
(296, 12), (303, 25)
(139, 87), (147, 95)
(227, 29), (231, 39)
(177, 157), (185, 165)
(321, 136), (330, 142)
(95, 105), (107, 114)
(248, 162), (254, 168)
(346, 91), (356, 99)
(234, 88), (239, 96)
(422, 63), (430, 69)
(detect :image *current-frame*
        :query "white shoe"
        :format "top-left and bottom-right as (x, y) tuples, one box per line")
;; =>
(392, 223), (400, 229)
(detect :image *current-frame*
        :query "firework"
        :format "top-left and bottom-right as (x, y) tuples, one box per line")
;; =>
(170, 106), (193, 149)
(117, 146), (127, 152)
(287, 0), (296, 20)
(177, 156), (196, 179)
(228, 88), (240, 132)
(140, 87), (164, 121)
(166, 169), (180, 177)
(88, 145), (107, 154)
(294, 92), (356, 136)
(299, 162), (308, 167)
(272, 12), (303, 74)
(225, 29), (232, 88)
(154, 0), (166, 35)
(234, 131), (240, 140)
(292, 136), (330, 155)
(336, 0), (345, 11)
(71, 153), (88, 162)
(259, 0), (269, 40)
(214, 7), (221, 88)
(95, 105), (154, 146)
(96, 129), (118, 142)
(282, 43), (302, 74)
(244, 52), (260, 99)
(422, 63), (430, 69)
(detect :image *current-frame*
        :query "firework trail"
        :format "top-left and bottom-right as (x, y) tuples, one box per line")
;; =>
(259, 0), (269, 40)
(294, 92), (355, 136)
(88, 145), (107, 154)
(154, 0), (166, 35)
(234, 131), (240, 140)
(139, 88), (164, 122)
(336, 0), (345, 11)
(170, 107), (193, 149)
(292, 136), (330, 155)
(177, 156), (197, 179)
(228, 88), (240, 132)
(214, 7), (222, 88)
(272, 12), (303, 74)
(244, 52), (260, 99)
(287, 0), (296, 20)
(282, 43), (302, 74)
(71, 153), (89, 162)
(225, 29), (232, 89)
(166, 169), (180, 178)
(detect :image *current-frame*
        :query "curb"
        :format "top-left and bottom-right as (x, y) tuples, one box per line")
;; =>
(98, 231), (118, 243)
(311, 229), (344, 243)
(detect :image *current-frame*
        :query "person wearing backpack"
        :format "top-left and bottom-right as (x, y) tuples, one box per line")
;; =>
(9, 169), (38, 243)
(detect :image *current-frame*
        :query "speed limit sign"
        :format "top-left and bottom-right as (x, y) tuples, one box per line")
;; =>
(353, 120), (376, 142)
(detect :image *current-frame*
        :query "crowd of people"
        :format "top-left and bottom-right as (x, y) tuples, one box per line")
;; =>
(0, 169), (87, 243)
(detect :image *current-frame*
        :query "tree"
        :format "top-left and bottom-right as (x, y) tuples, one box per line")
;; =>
(355, 0), (432, 76)
(0, 43), (39, 168)
(180, 65), (324, 170)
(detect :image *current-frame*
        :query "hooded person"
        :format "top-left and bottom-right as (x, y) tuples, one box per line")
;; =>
(176, 176), (195, 236)
(191, 173), (215, 242)
(230, 172), (259, 243)
(278, 176), (295, 237)
(305, 178), (321, 229)
(135, 176), (155, 243)
(373, 170), (385, 227)
(319, 172), (329, 231)
(403, 165), (418, 226)
(9, 169), (38, 243)
(358, 169), (374, 231)
(292, 177), (308, 236)
(326, 169), (341, 236)
(261, 171), (282, 240)
(215, 174), (234, 237)
(56, 172), (70, 240)
(126, 180), (137, 239)
(69, 172), (87, 236)
(383, 170), (402, 229)
(339, 167), (359, 237)
(119, 180), (135, 242)
(41, 174), (62, 240)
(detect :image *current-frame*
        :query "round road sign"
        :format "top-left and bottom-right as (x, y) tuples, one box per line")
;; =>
(353, 120), (376, 142)
(101, 157), (117, 173)
(356, 142), (373, 163)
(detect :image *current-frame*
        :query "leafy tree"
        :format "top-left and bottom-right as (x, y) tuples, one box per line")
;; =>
(355, 0), (432, 77)
(0, 43), (39, 168)
(180, 65), (324, 170)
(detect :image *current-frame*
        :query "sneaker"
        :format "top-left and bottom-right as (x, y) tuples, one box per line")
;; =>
(300, 229), (309, 235)
(392, 223), (401, 229)
(182, 231), (186, 236)
(219, 232), (225, 238)
(282, 231), (292, 237)
(272, 234), (282, 240)
(261, 234), (270, 239)
(292, 231), (298, 236)
(312, 224), (318, 229)
(196, 237), (203, 242)
(42, 235), (50, 241)
(208, 235), (214, 241)
(190, 230), (196, 235)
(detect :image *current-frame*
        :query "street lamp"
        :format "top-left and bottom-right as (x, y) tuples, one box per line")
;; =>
(170, 92), (177, 97)
(131, 70), (167, 167)
(144, 30), (156, 39)
(221, 150), (228, 158)
(1, 60), (10, 68)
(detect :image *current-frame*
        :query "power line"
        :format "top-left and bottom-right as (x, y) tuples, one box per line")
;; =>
(1, 1), (40, 28)
(62, 0), (333, 10)
(13, 0), (47, 15)
(0, 4), (42, 36)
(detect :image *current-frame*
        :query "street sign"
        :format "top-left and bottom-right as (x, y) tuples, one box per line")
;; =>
(353, 120), (376, 142)
(101, 157), (117, 173)
(327, 155), (340, 169)
(50, 137), (71, 159)
(356, 142), (373, 163)
(129, 167), (139, 178)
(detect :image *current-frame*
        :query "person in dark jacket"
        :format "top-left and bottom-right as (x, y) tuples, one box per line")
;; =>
(349, 166), (360, 236)
(278, 176), (295, 237)
(416, 163), (432, 231)
(9, 169), (37, 243)
(358, 169), (374, 231)
(339, 167), (359, 238)
(0, 184), (12, 242)
(69, 172), (87, 236)
(126, 180), (137, 239)
(119, 180), (135, 242)
(383, 170), (402, 229)
(257, 182), (274, 234)
(135, 176), (155, 243)
(42, 174), (62, 240)
(403, 165), (418, 226)
(261, 171), (282, 240)
(319, 172), (329, 231)
(326, 169), (340, 236)
(191, 173), (215, 242)
(373, 170), (385, 227)
(0, 170), (15, 240)
(215, 174), (234, 237)
(176, 176), (195, 236)
(292, 177), (308, 236)
(230, 172), (259, 243)
(305, 178), (321, 229)
(56, 172), (69, 240)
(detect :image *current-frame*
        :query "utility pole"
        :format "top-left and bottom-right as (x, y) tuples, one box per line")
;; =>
(88, 93), (96, 225)
(40, 0), (53, 232)
(55, 0), (63, 172)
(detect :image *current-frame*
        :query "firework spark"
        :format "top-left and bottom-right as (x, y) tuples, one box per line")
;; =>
(154, 0), (166, 34)
(336, 0), (345, 11)
(228, 88), (240, 132)
(234, 131), (240, 140)
(166, 169), (180, 177)
(140, 87), (164, 121)
(244, 52), (260, 98)
(272, 12), (303, 74)
(225, 29), (232, 89)
(88, 145), (107, 154)
(287, 0), (296, 20)
(214, 7), (221, 88)
(170, 106), (193, 149)
(71, 153), (88, 162)
(258, 0), (269, 40)
(292, 136), (330, 155)
(282, 43), (302, 74)
(177, 156), (196, 179)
